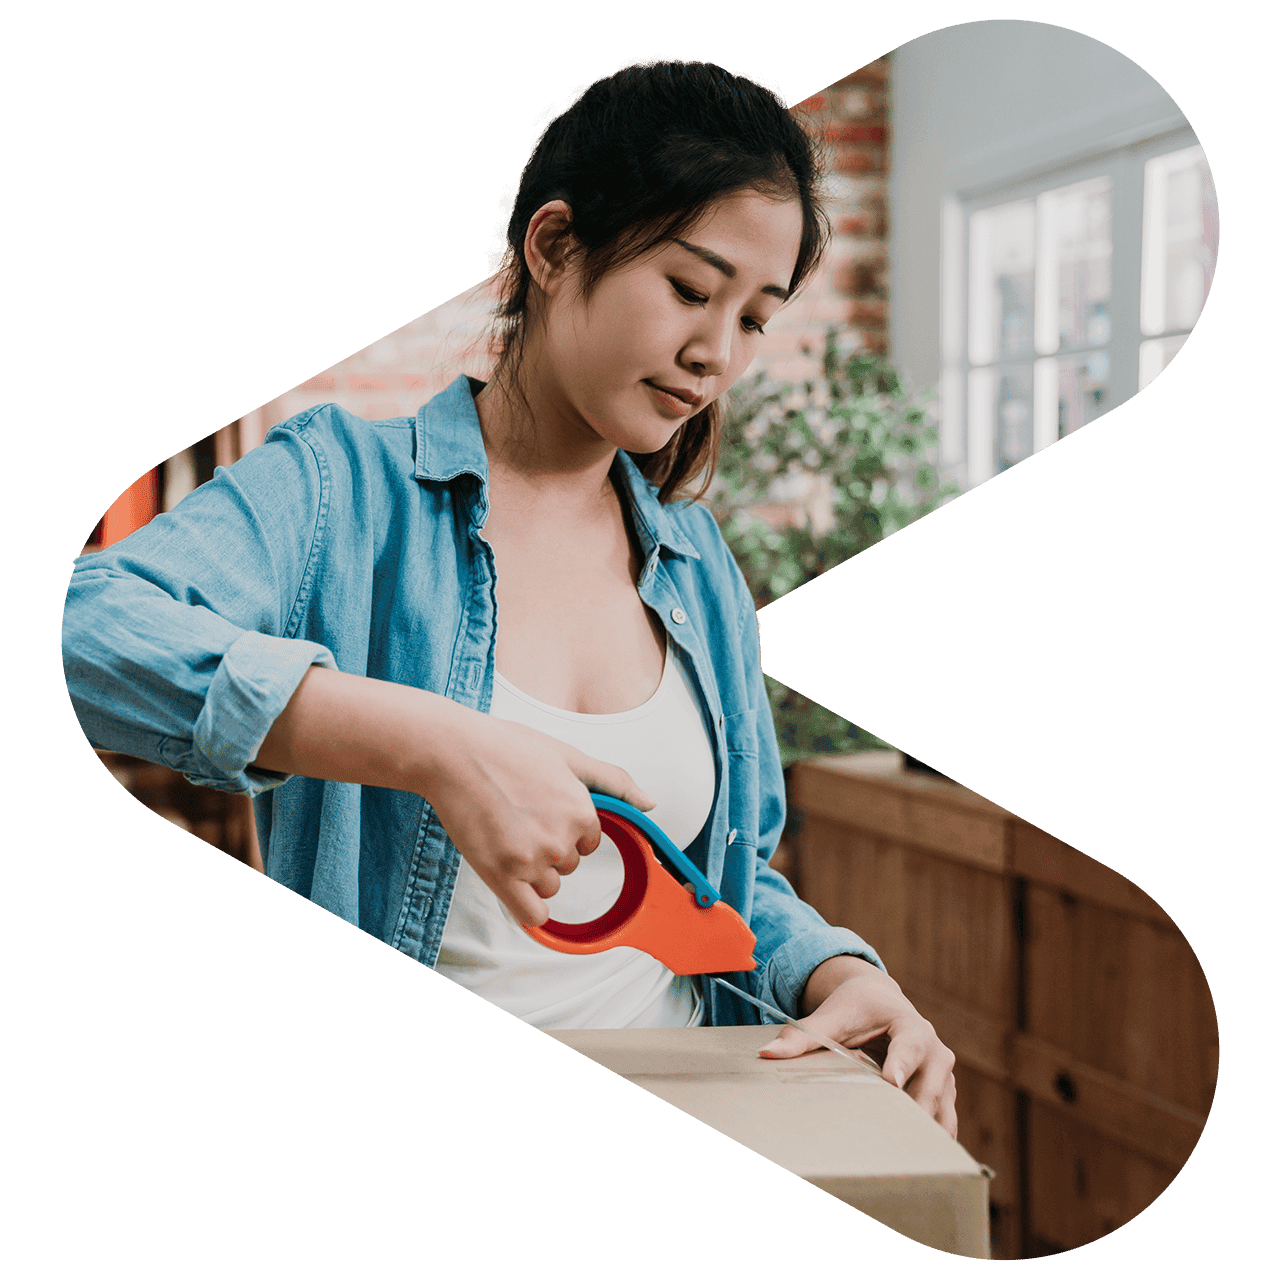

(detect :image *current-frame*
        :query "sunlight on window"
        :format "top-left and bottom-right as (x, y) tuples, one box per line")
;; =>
(1141, 146), (1217, 338)
(951, 134), (1215, 487)
(969, 201), (1036, 366)
(1037, 177), (1112, 355)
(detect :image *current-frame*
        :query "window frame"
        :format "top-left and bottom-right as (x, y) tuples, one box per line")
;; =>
(939, 120), (1206, 488)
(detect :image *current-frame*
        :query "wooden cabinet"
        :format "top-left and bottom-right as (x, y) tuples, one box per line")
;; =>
(788, 752), (1216, 1258)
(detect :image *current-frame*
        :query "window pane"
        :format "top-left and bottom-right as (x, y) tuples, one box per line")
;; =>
(994, 364), (1034, 472)
(969, 200), (1036, 365)
(1141, 145), (1219, 335)
(1138, 334), (1189, 389)
(1056, 351), (1111, 437)
(1037, 177), (1112, 353)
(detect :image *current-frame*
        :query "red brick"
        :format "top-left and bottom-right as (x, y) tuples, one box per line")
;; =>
(300, 374), (336, 392)
(835, 88), (883, 119)
(823, 123), (887, 144)
(792, 93), (827, 115)
(348, 374), (388, 391)
(363, 401), (408, 420)
(833, 148), (884, 174)
(835, 214), (874, 237)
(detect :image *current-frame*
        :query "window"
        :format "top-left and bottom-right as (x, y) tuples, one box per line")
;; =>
(940, 128), (1218, 488)
(1139, 144), (1218, 388)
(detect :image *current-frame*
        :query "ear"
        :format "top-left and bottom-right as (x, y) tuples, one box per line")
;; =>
(523, 199), (575, 296)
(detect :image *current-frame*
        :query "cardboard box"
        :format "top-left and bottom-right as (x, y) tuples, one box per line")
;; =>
(551, 1025), (990, 1259)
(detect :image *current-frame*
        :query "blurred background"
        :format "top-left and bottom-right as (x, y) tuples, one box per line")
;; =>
(82, 20), (1218, 1259)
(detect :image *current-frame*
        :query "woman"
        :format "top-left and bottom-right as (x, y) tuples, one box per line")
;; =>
(65, 62), (957, 1135)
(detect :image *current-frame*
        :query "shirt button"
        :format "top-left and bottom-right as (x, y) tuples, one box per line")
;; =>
(727, 828), (737, 845)
(671, 607), (687, 625)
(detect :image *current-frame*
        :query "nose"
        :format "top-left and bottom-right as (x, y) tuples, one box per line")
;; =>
(680, 308), (735, 380)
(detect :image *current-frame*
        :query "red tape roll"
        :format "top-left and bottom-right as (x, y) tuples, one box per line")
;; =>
(524, 810), (757, 975)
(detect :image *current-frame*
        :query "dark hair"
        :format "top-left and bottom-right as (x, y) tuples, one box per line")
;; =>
(491, 61), (829, 503)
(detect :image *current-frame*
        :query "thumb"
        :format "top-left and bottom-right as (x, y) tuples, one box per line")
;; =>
(757, 1021), (825, 1059)
(572, 754), (656, 812)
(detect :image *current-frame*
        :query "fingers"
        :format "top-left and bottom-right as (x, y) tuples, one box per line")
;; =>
(570, 752), (656, 812)
(547, 842), (582, 877)
(883, 1021), (957, 1134)
(757, 1022), (824, 1058)
(528, 865), (563, 901)
(905, 1053), (957, 1135)
(506, 880), (551, 928)
(937, 1073), (959, 1141)
(576, 813), (602, 858)
(881, 1025), (930, 1091)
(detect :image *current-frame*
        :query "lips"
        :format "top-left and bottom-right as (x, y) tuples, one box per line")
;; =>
(644, 380), (704, 413)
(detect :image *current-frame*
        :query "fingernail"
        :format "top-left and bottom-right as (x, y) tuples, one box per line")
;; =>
(759, 1038), (783, 1054)
(892, 1067), (905, 1088)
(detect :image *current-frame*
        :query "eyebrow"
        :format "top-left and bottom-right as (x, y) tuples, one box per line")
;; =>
(674, 239), (790, 300)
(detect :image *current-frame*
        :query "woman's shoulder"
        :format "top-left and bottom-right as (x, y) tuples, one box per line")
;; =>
(265, 402), (417, 459)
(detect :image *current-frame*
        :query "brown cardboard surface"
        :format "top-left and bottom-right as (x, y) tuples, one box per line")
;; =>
(551, 1025), (990, 1259)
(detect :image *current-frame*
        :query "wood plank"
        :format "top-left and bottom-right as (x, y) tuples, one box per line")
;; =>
(792, 766), (911, 838)
(952, 1063), (1021, 1259)
(900, 796), (1010, 872)
(793, 752), (1009, 816)
(1011, 1033), (1207, 1169)
(795, 819), (909, 976)
(903, 851), (1017, 1023)
(1024, 1098), (1178, 1254)
(1023, 886), (1219, 1115)
(792, 766), (1011, 871)
(1012, 822), (1175, 926)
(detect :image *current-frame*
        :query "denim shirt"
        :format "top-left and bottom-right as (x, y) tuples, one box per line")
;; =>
(63, 375), (882, 1023)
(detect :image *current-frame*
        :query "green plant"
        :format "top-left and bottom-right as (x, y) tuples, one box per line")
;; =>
(707, 330), (959, 766)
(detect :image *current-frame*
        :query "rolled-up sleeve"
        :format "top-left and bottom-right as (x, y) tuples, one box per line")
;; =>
(63, 413), (337, 795)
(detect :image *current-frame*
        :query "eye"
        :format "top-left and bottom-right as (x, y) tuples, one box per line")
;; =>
(741, 315), (767, 336)
(671, 279), (708, 306)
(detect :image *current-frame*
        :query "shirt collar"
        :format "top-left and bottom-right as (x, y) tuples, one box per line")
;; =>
(414, 375), (700, 560)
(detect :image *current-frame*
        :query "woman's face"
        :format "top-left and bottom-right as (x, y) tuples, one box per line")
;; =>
(537, 189), (805, 455)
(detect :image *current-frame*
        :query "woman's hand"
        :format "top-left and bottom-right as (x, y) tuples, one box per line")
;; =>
(757, 955), (958, 1139)
(254, 666), (653, 928)
(428, 713), (654, 927)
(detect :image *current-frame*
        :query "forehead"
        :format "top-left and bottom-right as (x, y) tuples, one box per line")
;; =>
(675, 189), (804, 291)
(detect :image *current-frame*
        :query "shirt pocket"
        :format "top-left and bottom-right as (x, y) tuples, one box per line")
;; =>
(723, 708), (759, 851)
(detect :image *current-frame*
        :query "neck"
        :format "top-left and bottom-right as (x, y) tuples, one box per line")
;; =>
(474, 348), (619, 507)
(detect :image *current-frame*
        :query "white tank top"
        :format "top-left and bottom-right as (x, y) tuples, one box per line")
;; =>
(435, 642), (717, 1029)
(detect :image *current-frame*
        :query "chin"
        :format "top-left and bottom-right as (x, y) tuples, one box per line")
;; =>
(590, 412), (684, 458)
(618, 424), (685, 456)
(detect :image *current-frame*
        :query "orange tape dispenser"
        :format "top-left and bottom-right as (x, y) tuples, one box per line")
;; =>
(523, 793), (757, 976)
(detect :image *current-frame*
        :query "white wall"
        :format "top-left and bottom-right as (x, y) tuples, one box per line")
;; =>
(888, 20), (1187, 393)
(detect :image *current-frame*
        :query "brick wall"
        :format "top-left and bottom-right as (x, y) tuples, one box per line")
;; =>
(237, 276), (501, 452)
(756, 58), (890, 384)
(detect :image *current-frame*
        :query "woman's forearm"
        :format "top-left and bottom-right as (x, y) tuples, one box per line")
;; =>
(252, 665), (479, 802)
(253, 664), (651, 926)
